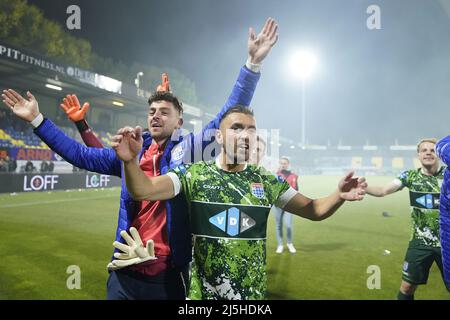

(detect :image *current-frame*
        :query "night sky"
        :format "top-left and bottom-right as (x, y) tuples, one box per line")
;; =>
(26, 0), (450, 145)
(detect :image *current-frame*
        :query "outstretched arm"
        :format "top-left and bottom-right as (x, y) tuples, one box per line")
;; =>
(189, 18), (279, 152)
(111, 126), (175, 201)
(2, 89), (120, 175)
(60, 94), (104, 148)
(366, 180), (401, 197)
(210, 17), (278, 126)
(284, 171), (367, 221)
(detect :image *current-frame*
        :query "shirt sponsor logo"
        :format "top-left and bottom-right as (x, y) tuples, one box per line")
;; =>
(415, 194), (433, 209)
(251, 183), (265, 199)
(209, 207), (256, 236)
(415, 194), (439, 209)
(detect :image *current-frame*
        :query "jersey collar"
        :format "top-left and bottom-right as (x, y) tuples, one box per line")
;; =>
(215, 156), (248, 172)
(419, 166), (444, 177)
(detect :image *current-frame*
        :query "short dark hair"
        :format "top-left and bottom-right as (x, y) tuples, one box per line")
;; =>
(220, 105), (254, 124)
(148, 91), (183, 115)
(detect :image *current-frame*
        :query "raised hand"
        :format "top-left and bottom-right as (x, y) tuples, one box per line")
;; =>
(2, 89), (40, 122)
(156, 73), (171, 92)
(248, 17), (279, 64)
(60, 94), (90, 122)
(111, 126), (143, 162)
(338, 171), (367, 201)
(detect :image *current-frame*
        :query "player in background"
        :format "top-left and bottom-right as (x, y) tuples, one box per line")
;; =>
(249, 139), (300, 254)
(110, 106), (367, 299)
(434, 136), (450, 293)
(273, 156), (299, 254)
(365, 138), (447, 299)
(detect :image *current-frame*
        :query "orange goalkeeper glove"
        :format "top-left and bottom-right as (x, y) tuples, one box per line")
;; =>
(59, 94), (90, 122)
(156, 73), (171, 92)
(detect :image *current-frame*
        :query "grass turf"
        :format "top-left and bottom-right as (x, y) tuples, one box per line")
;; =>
(0, 176), (448, 299)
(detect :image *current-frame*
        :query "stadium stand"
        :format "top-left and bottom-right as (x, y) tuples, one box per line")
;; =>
(0, 112), (115, 150)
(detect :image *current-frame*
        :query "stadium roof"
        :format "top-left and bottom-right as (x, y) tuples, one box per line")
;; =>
(0, 41), (202, 119)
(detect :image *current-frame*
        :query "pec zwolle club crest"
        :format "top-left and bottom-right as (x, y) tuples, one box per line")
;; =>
(251, 183), (265, 199)
(171, 144), (184, 162)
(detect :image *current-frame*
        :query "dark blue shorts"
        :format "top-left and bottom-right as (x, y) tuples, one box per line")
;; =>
(106, 266), (189, 300)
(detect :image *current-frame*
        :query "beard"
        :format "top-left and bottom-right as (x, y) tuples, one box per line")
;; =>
(223, 146), (249, 165)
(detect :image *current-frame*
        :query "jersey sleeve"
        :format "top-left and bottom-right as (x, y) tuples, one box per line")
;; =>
(74, 119), (104, 148)
(396, 170), (410, 189)
(79, 128), (104, 148)
(166, 172), (182, 197)
(168, 163), (192, 200)
(275, 186), (298, 209)
(261, 167), (297, 207)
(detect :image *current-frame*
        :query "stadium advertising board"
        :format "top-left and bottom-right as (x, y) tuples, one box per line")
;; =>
(8, 147), (56, 161)
(85, 174), (111, 188)
(0, 42), (122, 94)
(0, 173), (120, 193)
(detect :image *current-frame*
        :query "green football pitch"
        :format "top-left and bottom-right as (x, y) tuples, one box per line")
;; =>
(0, 176), (448, 300)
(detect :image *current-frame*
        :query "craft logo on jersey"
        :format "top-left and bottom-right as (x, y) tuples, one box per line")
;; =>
(415, 194), (434, 209)
(209, 207), (256, 236)
(251, 183), (265, 199)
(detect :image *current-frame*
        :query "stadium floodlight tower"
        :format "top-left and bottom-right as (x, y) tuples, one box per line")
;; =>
(289, 49), (318, 148)
(135, 72), (144, 97)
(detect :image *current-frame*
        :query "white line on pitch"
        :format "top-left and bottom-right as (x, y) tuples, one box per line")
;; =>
(0, 195), (117, 208)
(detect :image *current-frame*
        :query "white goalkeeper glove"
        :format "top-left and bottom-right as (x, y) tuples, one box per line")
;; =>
(107, 227), (157, 271)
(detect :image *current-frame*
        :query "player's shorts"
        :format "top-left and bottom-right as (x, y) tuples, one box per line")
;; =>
(106, 266), (189, 300)
(401, 242), (443, 285)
